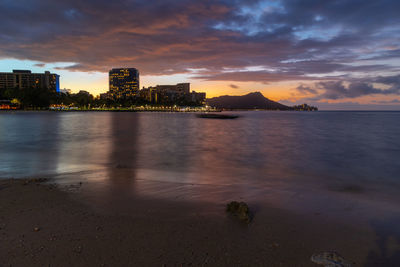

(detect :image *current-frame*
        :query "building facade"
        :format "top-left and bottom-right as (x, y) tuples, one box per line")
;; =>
(188, 91), (206, 104)
(109, 68), (139, 99)
(0, 70), (60, 92)
(141, 83), (206, 105)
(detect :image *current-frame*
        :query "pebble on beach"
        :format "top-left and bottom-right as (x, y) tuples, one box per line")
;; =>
(311, 251), (352, 267)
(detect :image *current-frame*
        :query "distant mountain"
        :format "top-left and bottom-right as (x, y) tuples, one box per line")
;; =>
(206, 92), (292, 110)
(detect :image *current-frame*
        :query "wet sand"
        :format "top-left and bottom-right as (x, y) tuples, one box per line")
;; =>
(0, 178), (391, 266)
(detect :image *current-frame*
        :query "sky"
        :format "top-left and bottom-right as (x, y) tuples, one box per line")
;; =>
(0, 0), (399, 110)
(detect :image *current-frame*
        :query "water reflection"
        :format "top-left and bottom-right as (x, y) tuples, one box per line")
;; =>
(0, 112), (61, 178)
(51, 112), (113, 184)
(1, 111), (400, 210)
(105, 112), (139, 192)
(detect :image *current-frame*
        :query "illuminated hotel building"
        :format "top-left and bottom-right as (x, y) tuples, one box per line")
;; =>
(140, 83), (206, 104)
(109, 68), (139, 99)
(0, 70), (60, 92)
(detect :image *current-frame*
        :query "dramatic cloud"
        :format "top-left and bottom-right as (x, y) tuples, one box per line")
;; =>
(295, 74), (400, 100)
(296, 84), (317, 95)
(0, 0), (399, 102)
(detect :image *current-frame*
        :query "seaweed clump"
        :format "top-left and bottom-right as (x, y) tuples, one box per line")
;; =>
(226, 201), (252, 223)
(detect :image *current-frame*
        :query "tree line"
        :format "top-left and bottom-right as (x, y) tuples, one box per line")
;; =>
(0, 87), (203, 109)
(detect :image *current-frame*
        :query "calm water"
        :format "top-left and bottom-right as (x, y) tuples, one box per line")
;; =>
(1, 111), (400, 218)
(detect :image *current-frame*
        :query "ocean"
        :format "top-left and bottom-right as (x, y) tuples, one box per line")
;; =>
(1, 111), (400, 221)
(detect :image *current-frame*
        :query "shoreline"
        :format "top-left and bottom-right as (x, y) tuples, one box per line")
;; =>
(0, 108), (319, 112)
(0, 109), (217, 113)
(1, 178), (389, 266)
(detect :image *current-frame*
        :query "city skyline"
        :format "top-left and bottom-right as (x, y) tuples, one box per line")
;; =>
(1, 0), (400, 110)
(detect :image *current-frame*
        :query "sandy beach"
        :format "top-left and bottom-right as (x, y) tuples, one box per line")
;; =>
(1, 178), (388, 266)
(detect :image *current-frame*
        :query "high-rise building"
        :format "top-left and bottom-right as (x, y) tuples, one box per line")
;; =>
(0, 70), (60, 92)
(109, 68), (139, 99)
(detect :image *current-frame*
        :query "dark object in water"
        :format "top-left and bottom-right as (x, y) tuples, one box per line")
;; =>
(226, 201), (251, 223)
(197, 113), (239, 119)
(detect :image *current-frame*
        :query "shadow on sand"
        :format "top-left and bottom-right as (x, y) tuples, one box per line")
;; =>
(365, 214), (400, 266)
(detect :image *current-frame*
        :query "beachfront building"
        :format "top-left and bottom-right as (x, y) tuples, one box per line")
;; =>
(109, 68), (140, 99)
(0, 70), (60, 92)
(188, 91), (206, 105)
(140, 83), (205, 105)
